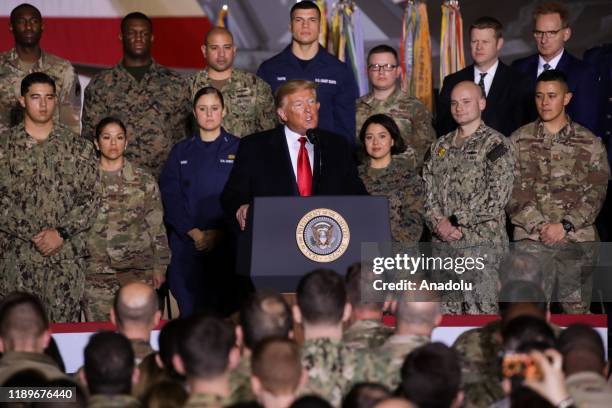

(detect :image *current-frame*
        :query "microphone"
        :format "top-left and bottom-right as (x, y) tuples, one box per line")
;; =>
(305, 128), (318, 145)
(306, 128), (323, 183)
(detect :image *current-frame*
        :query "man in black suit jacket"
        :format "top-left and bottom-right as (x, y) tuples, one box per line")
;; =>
(511, 1), (599, 135)
(437, 17), (531, 137)
(221, 79), (366, 230)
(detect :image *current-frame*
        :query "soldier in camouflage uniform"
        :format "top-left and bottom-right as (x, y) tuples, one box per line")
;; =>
(82, 12), (191, 178)
(84, 117), (169, 321)
(0, 73), (100, 322)
(0, 4), (81, 135)
(356, 45), (435, 168)
(358, 114), (423, 246)
(423, 81), (515, 314)
(189, 27), (276, 137)
(508, 70), (609, 313)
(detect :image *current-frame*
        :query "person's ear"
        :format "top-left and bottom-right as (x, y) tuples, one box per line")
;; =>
(496, 37), (504, 52)
(563, 92), (572, 107)
(78, 368), (88, 387)
(201, 45), (207, 59)
(342, 303), (352, 323)
(131, 367), (140, 386)
(154, 352), (164, 369)
(235, 325), (244, 350)
(172, 354), (186, 375)
(479, 96), (487, 112)
(450, 390), (464, 408)
(228, 346), (241, 371)
(563, 27), (571, 42)
(41, 330), (52, 349)
(298, 368), (309, 392)
(277, 107), (288, 123)
(18, 95), (25, 109)
(110, 307), (117, 326)
(152, 310), (161, 328)
(93, 139), (100, 151)
(292, 304), (303, 325)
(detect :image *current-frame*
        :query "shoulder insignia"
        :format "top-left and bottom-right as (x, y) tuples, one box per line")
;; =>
(487, 143), (507, 162)
(437, 147), (446, 158)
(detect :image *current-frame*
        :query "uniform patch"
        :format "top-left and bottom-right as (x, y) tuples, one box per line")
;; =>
(228, 154), (235, 160)
(437, 147), (446, 157)
(487, 143), (507, 162)
(180, 160), (188, 165)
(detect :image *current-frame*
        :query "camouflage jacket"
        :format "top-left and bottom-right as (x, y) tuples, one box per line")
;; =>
(0, 48), (81, 135)
(566, 371), (612, 408)
(189, 68), (276, 137)
(82, 60), (191, 177)
(452, 320), (504, 408)
(508, 119), (609, 242)
(359, 156), (424, 245)
(88, 394), (141, 408)
(229, 354), (254, 403)
(300, 338), (388, 407)
(342, 319), (394, 351)
(378, 334), (430, 390)
(0, 123), (100, 266)
(184, 392), (232, 408)
(423, 123), (515, 245)
(0, 351), (69, 385)
(356, 88), (436, 167)
(87, 160), (169, 276)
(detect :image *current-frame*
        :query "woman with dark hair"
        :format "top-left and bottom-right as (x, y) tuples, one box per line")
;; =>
(358, 114), (424, 246)
(85, 116), (170, 321)
(160, 87), (240, 317)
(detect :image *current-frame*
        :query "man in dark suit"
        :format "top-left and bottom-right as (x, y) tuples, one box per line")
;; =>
(511, 1), (599, 135)
(437, 17), (531, 137)
(221, 79), (366, 230)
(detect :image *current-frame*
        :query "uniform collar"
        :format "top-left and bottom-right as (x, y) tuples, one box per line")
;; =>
(7, 48), (48, 71)
(361, 86), (401, 107)
(117, 59), (158, 79)
(200, 68), (237, 84)
(536, 116), (574, 141)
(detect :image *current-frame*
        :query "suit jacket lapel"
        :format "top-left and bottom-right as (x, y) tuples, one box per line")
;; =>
(312, 139), (321, 194)
(486, 61), (506, 103)
(270, 128), (299, 195)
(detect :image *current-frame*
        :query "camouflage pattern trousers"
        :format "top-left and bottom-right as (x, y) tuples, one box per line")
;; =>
(0, 256), (85, 323)
(83, 265), (152, 322)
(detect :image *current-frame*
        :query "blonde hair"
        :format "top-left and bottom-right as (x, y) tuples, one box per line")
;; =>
(274, 80), (317, 109)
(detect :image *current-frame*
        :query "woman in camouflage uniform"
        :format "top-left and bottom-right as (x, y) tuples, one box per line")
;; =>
(358, 114), (424, 247)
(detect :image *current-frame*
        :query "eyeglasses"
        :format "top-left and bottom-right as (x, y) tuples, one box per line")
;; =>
(532, 28), (564, 39)
(368, 64), (397, 72)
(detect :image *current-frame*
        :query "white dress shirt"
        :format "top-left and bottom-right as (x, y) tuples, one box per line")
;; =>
(537, 49), (564, 77)
(474, 59), (499, 97)
(284, 125), (314, 182)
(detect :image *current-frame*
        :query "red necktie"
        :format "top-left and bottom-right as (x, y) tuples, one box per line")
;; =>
(297, 136), (312, 196)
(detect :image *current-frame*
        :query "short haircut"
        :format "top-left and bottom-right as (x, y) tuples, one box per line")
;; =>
(177, 315), (236, 379)
(533, 1), (570, 28)
(502, 315), (556, 353)
(142, 379), (189, 408)
(400, 342), (461, 408)
(10, 3), (41, 25)
(95, 117), (127, 140)
(205, 26), (234, 45)
(0, 292), (48, 348)
(557, 323), (605, 373)
(367, 45), (399, 64)
(252, 337), (302, 395)
(498, 251), (543, 287)
(470, 16), (503, 39)
(345, 262), (382, 312)
(291, 395), (333, 408)
(536, 68), (569, 91)
(359, 114), (406, 156)
(20, 72), (56, 96)
(84, 331), (135, 396)
(296, 269), (346, 326)
(396, 300), (441, 327)
(498, 280), (547, 321)
(342, 383), (391, 408)
(290, 1), (321, 20)
(113, 284), (159, 328)
(240, 292), (293, 350)
(275, 79), (317, 109)
(158, 318), (187, 378)
(121, 11), (153, 33)
(193, 86), (225, 109)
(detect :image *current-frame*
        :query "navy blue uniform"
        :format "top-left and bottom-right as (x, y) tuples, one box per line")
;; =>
(160, 129), (239, 316)
(257, 45), (358, 143)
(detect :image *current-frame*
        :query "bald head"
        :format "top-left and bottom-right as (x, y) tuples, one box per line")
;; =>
(205, 26), (234, 45)
(113, 282), (159, 328)
(450, 81), (486, 127)
(396, 301), (441, 335)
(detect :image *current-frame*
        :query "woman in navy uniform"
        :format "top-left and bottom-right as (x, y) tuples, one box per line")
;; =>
(160, 86), (240, 316)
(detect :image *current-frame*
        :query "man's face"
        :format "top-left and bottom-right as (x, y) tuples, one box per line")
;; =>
(535, 80), (571, 123)
(470, 28), (502, 68)
(533, 13), (570, 60)
(367, 52), (400, 92)
(290, 8), (320, 46)
(10, 6), (43, 47)
(450, 83), (485, 126)
(203, 31), (236, 72)
(95, 123), (127, 161)
(19, 83), (56, 125)
(121, 18), (153, 59)
(277, 88), (320, 135)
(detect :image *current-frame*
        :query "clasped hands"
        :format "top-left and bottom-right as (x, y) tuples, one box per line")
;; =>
(435, 218), (463, 242)
(31, 229), (64, 257)
(539, 223), (566, 245)
(187, 228), (222, 252)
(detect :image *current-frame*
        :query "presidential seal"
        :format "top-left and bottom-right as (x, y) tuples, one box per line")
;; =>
(296, 208), (350, 262)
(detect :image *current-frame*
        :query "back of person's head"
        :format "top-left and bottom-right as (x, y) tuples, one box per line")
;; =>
(498, 280), (547, 324)
(373, 398), (417, 408)
(290, 395), (333, 408)
(342, 383), (391, 408)
(112, 282), (160, 331)
(251, 337), (303, 397)
(83, 331), (135, 396)
(175, 314), (236, 380)
(396, 297), (441, 335)
(0, 292), (49, 352)
(557, 323), (606, 376)
(142, 379), (188, 408)
(157, 318), (186, 379)
(345, 262), (383, 314)
(399, 343), (462, 408)
(498, 251), (544, 287)
(536, 69), (569, 92)
(240, 292), (293, 350)
(502, 315), (555, 353)
(296, 269), (347, 326)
